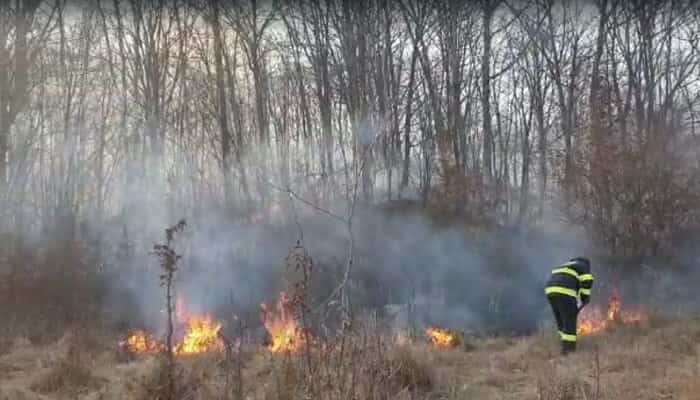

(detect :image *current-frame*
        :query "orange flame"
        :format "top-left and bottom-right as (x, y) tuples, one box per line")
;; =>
(174, 316), (224, 355)
(425, 327), (460, 348)
(120, 297), (224, 356)
(173, 298), (224, 355)
(261, 291), (305, 353)
(119, 330), (164, 354)
(578, 289), (649, 336)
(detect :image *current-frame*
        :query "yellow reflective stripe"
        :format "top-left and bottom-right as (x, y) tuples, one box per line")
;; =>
(579, 288), (591, 296)
(552, 267), (579, 279)
(560, 332), (577, 342)
(579, 274), (594, 282)
(545, 286), (578, 298)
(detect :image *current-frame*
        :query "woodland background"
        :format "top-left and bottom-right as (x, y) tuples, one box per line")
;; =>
(1, 0), (700, 335)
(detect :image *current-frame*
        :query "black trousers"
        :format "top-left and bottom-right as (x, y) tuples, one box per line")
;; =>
(547, 293), (578, 354)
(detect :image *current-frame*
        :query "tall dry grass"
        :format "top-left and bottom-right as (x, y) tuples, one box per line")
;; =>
(2, 315), (700, 399)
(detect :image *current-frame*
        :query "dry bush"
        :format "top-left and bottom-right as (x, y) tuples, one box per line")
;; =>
(429, 164), (505, 226)
(130, 355), (218, 400)
(255, 327), (434, 400)
(0, 236), (104, 344)
(31, 330), (105, 394)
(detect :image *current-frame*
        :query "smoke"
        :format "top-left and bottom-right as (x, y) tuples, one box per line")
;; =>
(93, 177), (598, 338)
(3, 127), (699, 339)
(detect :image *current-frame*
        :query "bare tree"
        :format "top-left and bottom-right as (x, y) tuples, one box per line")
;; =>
(0, 1), (56, 193)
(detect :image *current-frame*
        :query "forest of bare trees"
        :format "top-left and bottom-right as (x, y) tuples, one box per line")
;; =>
(1, 0), (699, 260)
(3, 3), (700, 397)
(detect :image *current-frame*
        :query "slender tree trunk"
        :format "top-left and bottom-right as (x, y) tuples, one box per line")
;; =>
(535, 93), (547, 218)
(211, 1), (233, 208)
(481, 0), (494, 178)
(399, 42), (418, 198)
(0, 122), (7, 188)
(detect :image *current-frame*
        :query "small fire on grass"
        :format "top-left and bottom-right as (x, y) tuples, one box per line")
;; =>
(119, 330), (164, 354)
(119, 297), (224, 356)
(578, 289), (649, 336)
(173, 297), (224, 355)
(261, 291), (306, 353)
(425, 327), (461, 348)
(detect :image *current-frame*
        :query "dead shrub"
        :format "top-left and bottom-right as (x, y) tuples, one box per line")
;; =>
(131, 355), (215, 400)
(254, 327), (433, 400)
(385, 346), (434, 394)
(0, 237), (104, 345)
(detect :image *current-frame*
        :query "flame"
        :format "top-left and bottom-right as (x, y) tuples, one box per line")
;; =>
(425, 327), (460, 348)
(173, 298), (224, 355)
(577, 307), (608, 336)
(607, 290), (621, 321)
(120, 297), (224, 356)
(174, 316), (224, 355)
(261, 291), (305, 353)
(578, 289), (649, 336)
(119, 330), (163, 354)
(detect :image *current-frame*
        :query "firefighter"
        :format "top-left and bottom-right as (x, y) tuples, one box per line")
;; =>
(544, 257), (594, 355)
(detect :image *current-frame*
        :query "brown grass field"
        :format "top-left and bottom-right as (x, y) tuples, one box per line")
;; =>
(1, 315), (699, 400)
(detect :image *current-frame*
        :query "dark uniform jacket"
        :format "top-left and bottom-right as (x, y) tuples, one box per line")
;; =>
(545, 258), (594, 306)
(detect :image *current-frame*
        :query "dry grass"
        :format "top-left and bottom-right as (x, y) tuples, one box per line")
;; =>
(31, 357), (99, 395)
(2, 317), (700, 399)
(254, 331), (433, 400)
(30, 330), (106, 395)
(384, 345), (435, 394)
(128, 355), (218, 400)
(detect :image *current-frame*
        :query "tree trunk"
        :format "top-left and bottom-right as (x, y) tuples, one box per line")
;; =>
(0, 123), (7, 188)
(399, 42), (418, 198)
(481, 0), (494, 178)
(211, 1), (233, 207)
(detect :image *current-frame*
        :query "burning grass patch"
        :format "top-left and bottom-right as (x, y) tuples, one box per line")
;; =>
(425, 327), (463, 349)
(7, 312), (700, 400)
(117, 303), (225, 358)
